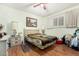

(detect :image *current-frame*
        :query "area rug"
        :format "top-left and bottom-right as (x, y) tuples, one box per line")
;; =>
(21, 42), (31, 53)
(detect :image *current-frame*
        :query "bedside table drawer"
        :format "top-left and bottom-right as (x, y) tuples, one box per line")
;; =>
(11, 40), (21, 47)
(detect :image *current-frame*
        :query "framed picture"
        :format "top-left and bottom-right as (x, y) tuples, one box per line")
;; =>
(26, 17), (37, 27)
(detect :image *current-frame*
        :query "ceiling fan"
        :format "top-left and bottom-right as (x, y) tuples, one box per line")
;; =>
(33, 3), (47, 10)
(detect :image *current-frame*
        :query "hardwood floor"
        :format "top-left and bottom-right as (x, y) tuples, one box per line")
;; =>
(8, 44), (79, 56)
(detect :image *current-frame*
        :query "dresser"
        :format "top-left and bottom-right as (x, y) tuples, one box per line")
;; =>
(0, 38), (7, 56)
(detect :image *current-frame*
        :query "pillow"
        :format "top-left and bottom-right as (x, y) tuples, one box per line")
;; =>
(65, 34), (72, 41)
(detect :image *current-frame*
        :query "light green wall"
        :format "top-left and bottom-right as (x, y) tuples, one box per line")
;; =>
(44, 5), (79, 38)
(0, 5), (44, 34)
(1, 4), (79, 39)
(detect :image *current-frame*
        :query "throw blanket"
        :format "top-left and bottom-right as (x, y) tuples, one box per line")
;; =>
(71, 37), (78, 47)
(27, 34), (57, 45)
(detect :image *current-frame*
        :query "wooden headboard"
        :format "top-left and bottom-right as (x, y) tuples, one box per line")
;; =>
(24, 29), (39, 36)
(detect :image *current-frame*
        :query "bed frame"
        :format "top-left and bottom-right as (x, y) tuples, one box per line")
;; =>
(24, 29), (56, 49)
(24, 29), (40, 36)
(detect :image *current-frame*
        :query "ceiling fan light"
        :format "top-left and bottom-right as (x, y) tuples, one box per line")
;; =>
(43, 4), (46, 10)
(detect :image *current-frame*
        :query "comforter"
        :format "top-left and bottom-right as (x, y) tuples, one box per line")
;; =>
(27, 34), (57, 46)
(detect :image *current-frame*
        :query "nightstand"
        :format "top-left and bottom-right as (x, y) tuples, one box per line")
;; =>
(10, 35), (22, 47)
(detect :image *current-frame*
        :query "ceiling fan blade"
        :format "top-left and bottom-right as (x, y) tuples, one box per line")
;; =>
(33, 3), (47, 10)
(33, 3), (41, 7)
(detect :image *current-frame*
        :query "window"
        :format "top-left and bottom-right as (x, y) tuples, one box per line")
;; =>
(53, 18), (58, 26)
(65, 11), (77, 28)
(59, 16), (64, 26)
(53, 16), (64, 27)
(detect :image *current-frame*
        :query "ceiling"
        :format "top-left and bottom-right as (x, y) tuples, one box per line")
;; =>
(0, 3), (79, 16)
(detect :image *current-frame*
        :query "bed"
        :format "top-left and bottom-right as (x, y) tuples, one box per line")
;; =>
(24, 29), (57, 49)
